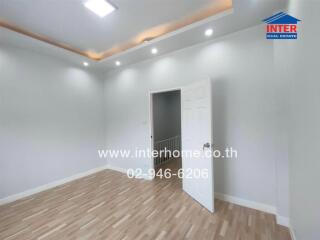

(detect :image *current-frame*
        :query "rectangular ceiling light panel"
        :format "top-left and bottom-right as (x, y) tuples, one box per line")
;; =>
(84, 0), (116, 18)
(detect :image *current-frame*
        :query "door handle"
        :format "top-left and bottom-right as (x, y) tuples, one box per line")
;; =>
(203, 142), (211, 150)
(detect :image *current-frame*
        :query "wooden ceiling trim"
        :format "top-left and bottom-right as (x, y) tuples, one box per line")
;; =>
(0, 0), (232, 61)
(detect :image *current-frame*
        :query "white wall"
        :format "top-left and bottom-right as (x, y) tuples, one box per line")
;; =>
(1, 5), (318, 235)
(275, 0), (320, 239)
(0, 23), (290, 221)
(103, 25), (288, 211)
(152, 90), (181, 142)
(0, 45), (105, 199)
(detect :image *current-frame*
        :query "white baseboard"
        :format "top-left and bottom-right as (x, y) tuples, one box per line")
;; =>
(106, 164), (127, 174)
(0, 165), (108, 206)
(276, 215), (290, 228)
(215, 192), (277, 214)
(215, 193), (292, 228)
(289, 224), (297, 240)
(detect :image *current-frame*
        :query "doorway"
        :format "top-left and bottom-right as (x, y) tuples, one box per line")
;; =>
(150, 89), (182, 181)
(149, 79), (214, 212)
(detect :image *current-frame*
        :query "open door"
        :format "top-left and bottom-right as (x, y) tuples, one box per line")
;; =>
(181, 79), (214, 212)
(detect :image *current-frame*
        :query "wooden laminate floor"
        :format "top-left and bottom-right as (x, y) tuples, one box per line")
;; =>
(0, 159), (291, 240)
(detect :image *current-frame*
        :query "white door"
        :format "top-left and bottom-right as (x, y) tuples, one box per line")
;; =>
(181, 79), (214, 212)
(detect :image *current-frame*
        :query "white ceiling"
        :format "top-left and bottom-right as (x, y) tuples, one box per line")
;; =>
(0, 0), (287, 72)
(0, 0), (218, 53)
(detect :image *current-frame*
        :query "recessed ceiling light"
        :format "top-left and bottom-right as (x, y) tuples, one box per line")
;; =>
(115, 61), (121, 66)
(84, 0), (116, 18)
(205, 28), (213, 37)
(151, 48), (158, 55)
(83, 62), (89, 67)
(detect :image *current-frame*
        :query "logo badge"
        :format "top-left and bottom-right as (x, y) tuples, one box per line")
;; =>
(263, 12), (301, 40)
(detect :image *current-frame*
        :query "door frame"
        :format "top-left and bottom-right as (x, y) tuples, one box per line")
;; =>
(149, 87), (182, 172)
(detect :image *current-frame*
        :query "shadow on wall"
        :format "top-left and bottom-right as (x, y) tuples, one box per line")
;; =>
(212, 79), (229, 193)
